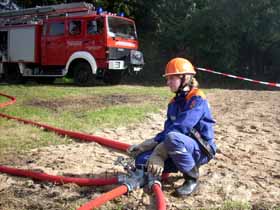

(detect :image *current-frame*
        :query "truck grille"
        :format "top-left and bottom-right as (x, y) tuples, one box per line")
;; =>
(108, 47), (130, 60)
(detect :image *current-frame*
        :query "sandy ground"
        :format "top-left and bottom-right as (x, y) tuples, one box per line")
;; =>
(0, 89), (280, 210)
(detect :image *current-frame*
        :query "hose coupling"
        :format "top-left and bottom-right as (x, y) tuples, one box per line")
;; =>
(119, 168), (145, 192)
(147, 173), (162, 190)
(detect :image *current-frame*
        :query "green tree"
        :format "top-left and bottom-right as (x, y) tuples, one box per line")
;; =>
(149, 0), (280, 79)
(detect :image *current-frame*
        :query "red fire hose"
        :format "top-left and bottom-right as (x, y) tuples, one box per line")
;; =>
(0, 92), (167, 210)
(77, 185), (128, 210)
(152, 183), (166, 210)
(161, 172), (169, 182)
(0, 92), (16, 107)
(0, 93), (129, 151)
(77, 183), (166, 210)
(0, 112), (130, 151)
(0, 165), (118, 186)
(0, 92), (128, 185)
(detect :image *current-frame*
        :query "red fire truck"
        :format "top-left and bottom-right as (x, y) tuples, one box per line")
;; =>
(0, 2), (144, 85)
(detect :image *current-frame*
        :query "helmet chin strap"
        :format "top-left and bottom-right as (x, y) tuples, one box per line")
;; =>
(176, 75), (193, 96)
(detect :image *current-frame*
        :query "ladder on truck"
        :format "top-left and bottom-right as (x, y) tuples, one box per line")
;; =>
(0, 2), (94, 26)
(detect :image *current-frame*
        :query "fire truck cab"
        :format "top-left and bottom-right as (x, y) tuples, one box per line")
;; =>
(0, 2), (144, 85)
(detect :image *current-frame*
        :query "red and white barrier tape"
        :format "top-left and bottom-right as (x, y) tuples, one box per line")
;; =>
(196, 67), (280, 88)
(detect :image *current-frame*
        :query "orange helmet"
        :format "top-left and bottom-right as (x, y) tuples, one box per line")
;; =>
(163, 58), (196, 77)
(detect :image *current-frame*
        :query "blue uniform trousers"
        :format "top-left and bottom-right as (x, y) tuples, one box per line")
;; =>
(135, 132), (211, 173)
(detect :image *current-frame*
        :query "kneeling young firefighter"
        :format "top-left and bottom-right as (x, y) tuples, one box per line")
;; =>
(127, 58), (217, 197)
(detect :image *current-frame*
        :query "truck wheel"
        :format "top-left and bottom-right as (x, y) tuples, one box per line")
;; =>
(4, 64), (25, 84)
(103, 70), (122, 85)
(74, 62), (94, 86)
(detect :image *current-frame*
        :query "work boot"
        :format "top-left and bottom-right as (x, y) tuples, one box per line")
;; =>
(175, 166), (199, 197)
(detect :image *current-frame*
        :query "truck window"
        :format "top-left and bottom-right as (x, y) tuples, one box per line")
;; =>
(69, 20), (81, 35)
(87, 18), (103, 35)
(108, 17), (136, 39)
(49, 22), (65, 36)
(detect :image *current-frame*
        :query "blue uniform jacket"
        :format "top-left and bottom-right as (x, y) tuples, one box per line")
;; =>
(154, 88), (216, 152)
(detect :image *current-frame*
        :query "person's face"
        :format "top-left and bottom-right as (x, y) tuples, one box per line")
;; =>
(166, 74), (192, 93)
(166, 75), (182, 93)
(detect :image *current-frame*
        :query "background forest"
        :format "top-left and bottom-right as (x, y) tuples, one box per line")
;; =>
(2, 0), (280, 84)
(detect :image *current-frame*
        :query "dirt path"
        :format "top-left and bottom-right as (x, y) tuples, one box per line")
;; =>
(0, 89), (279, 210)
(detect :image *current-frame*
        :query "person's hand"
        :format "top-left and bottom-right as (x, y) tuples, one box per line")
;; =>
(127, 144), (142, 157)
(127, 138), (158, 158)
(147, 155), (164, 177)
(146, 142), (168, 177)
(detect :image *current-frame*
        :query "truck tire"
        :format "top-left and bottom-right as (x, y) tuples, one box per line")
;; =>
(74, 61), (95, 86)
(103, 70), (122, 85)
(4, 64), (25, 84)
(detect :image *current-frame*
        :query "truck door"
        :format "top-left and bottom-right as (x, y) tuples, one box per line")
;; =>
(66, 19), (83, 57)
(84, 17), (106, 68)
(41, 20), (66, 66)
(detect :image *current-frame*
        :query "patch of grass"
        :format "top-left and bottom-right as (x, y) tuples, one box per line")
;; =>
(110, 205), (123, 210)
(86, 103), (160, 129)
(208, 200), (251, 210)
(0, 84), (171, 158)
(0, 119), (72, 158)
(0, 97), (8, 103)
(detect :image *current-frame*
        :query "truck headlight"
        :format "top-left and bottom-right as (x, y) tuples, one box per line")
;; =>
(130, 50), (144, 65)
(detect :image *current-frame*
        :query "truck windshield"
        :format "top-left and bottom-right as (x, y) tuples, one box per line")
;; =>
(107, 16), (137, 40)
